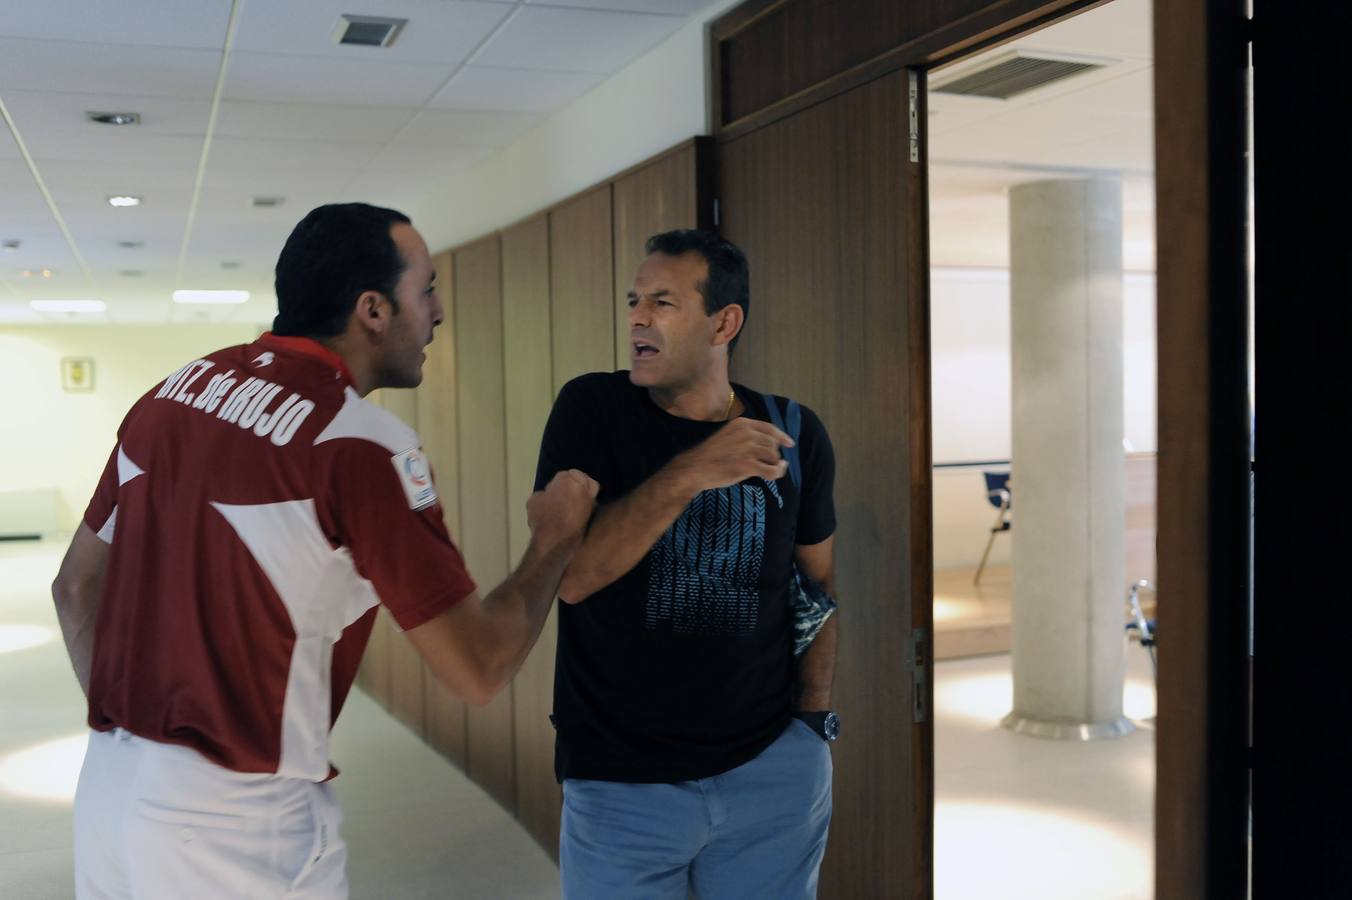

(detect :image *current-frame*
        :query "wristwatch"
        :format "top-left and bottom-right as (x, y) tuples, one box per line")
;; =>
(794, 710), (840, 742)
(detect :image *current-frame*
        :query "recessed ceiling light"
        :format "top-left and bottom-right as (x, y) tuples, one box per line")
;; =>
(173, 290), (249, 305)
(86, 111), (141, 126)
(116, 240), (144, 249)
(30, 299), (106, 313)
(108, 195), (142, 208)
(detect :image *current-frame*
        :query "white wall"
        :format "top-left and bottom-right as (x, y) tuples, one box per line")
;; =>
(414, 0), (741, 252)
(0, 325), (259, 532)
(931, 267), (1156, 569)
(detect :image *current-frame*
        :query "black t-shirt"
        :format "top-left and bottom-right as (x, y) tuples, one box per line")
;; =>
(534, 371), (836, 783)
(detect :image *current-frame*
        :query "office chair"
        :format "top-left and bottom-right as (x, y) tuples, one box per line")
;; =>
(1124, 579), (1157, 680)
(974, 471), (1011, 586)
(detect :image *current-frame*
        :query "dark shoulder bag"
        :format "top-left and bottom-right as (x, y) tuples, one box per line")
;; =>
(761, 393), (838, 657)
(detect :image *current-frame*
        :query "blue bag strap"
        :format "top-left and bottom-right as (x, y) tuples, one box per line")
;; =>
(760, 392), (802, 491)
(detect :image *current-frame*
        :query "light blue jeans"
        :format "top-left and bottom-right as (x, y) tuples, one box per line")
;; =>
(560, 719), (833, 899)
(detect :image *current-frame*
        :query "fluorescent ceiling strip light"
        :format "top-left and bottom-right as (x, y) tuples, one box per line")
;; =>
(173, 290), (249, 305)
(175, 0), (243, 282)
(0, 95), (99, 292)
(30, 299), (106, 313)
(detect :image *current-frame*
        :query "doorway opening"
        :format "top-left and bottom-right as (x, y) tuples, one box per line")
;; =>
(926, 1), (1158, 896)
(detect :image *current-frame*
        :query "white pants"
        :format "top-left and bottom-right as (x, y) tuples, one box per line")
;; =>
(74, 729), (348, 899)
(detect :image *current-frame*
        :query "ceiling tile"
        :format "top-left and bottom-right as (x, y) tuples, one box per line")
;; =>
(0, 1), (233, 50)
(474, 7), (685, 74)
(221, 52), (457, 107)
(429, 65), (605, 113)
(0, 301), (45, 324)
(231, 1), (513, 64)
(1013, 0), (1152, 62)
(214, 101), (415, 142)
(399, 109), (541, 146)
(525, 0), (709, 13)
(0, 91), (209, 138)
(337, 173), (437, 212)
(31, 157), (202, 190)
(206, 136), (382, 172)
(22, 132), (205, 168)
(104, 297), (170, 324)
(364, 143), (493, 174)
(0, 39), (222, 98)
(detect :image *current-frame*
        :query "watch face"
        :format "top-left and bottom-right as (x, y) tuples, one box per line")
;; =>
(823, 712), (840, 741)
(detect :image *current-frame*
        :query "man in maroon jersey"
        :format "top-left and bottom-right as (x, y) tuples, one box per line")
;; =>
(50, 203), (597, 899)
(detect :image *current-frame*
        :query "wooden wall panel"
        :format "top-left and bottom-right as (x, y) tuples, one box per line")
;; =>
(719, 70), (926, 899)
(419, 250), (469, 768)
(356, 391), (397, 708)
(500, 216), (562, 854)
(550, 186), (617, 381)
(610, 139), (713, 367)
(372, 389), (427, 735)
(454, 236), (517, 813)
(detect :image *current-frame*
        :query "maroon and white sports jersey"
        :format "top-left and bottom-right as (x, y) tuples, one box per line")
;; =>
(82, 333), (475, 780)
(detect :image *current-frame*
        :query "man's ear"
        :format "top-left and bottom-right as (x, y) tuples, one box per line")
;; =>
(712, 303), (745, 347)
(354, 290), (391, 337)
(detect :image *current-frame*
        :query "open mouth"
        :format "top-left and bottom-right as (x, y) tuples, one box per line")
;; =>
(632, 340), (660, 359)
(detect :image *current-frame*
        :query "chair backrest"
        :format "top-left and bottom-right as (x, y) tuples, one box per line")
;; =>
(982, 471), (1011, 509)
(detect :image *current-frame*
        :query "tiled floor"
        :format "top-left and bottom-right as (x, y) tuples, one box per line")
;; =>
(2, 537), (1156, 898)
(0, 538), (559, 899)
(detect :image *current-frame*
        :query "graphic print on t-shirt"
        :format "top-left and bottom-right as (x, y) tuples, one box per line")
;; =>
(644, 478), (783, 635)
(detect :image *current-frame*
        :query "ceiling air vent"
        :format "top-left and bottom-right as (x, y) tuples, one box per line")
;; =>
(334, 15), (407, 47)
(932, 52), (1107, 100)
(250, 196), (285, 208)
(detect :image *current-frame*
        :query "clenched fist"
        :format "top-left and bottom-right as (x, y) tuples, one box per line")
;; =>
(669, 418), (793, 493)
(527, 469), (600, 549)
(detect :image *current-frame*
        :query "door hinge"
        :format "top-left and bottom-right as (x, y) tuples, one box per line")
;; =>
(908, 70), (920, 164)
(906, 626), (929, 723)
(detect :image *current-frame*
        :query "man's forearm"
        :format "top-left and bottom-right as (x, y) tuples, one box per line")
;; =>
(52, 524), (110, 699)
(795, 614), (838, 710)
(481, 534), (577, 690)
(53, 583), (100, 697)
(558, 465), (698, 603)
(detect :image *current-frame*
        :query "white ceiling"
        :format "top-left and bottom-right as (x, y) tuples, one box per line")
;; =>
(0, 0), (710, 325)
(929, 0), (1155, 271)
(1, 0), (1154, 326)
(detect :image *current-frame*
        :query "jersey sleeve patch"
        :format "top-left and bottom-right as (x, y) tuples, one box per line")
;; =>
(391, 448), (438, 511)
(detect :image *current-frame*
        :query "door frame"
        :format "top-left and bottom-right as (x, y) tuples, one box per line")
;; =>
(710, 1), (1252, 897)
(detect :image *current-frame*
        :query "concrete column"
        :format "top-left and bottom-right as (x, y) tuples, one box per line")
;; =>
(1003, 178), (1131, 740)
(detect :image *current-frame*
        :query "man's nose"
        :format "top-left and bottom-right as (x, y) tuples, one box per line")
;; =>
(629, 300), (650, 327)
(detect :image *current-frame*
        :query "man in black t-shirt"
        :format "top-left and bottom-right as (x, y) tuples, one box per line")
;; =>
(535, 230), (839, 898)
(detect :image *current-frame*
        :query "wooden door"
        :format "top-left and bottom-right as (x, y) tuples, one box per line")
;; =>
(718, 68), (933, 898)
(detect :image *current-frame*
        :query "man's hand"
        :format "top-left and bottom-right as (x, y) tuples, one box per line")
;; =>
(668, 419), (793, 493)
(527, 469), (599, 550)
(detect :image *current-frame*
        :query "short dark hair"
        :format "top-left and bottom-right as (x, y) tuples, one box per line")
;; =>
(644, 229), (750, 350)
(273, 203), (412, 338)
